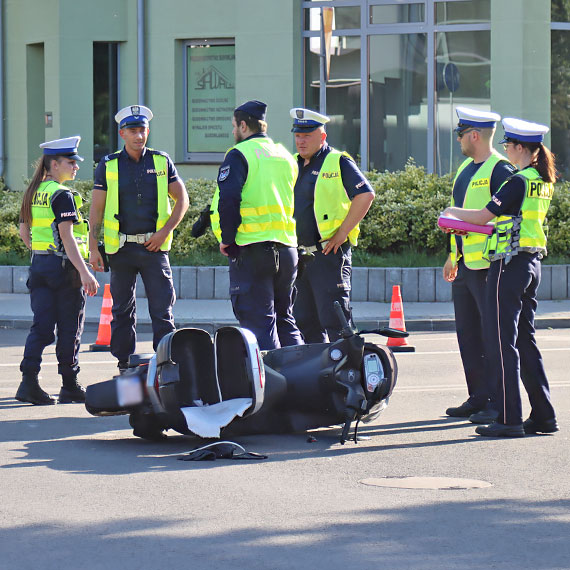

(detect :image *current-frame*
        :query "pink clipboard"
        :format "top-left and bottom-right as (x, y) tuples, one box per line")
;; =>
(438, 215), (494, 235)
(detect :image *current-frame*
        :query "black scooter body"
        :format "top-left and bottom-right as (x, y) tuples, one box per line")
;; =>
(85, 304), (403, 443)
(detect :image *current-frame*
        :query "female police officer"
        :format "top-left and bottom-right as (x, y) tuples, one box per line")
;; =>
(443, 118), (559, 438)
(16, 137), (99, 405)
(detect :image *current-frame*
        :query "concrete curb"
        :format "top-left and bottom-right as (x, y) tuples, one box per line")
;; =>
(2, 315), (568, 334)
(2, 264), (569, 302)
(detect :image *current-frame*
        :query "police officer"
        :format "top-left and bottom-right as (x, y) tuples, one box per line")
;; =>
(16, 137), (99, 405)
(89, 105), (189, 371)
(443, 107), (516, 423)
(444, 118), (559, 438)
(290, 108), (374, 343)
(211, 100), (303, 350)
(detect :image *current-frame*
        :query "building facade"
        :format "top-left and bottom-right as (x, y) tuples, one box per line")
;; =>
(1, 0), (568, 189)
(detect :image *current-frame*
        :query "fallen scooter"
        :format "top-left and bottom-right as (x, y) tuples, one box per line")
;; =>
(85, 302), (408, 444)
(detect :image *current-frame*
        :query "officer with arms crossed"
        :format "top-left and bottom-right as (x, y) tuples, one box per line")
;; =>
(211, 100), (304, 351)
(290, 108), (374, 343)
(444, 118), (558, 438)
(16, 136), (99, 404)
(443, 107), (515, 424)
(89, 105), (189, 371)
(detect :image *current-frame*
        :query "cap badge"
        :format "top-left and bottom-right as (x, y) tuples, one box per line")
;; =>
(296, 110), (304, 119)
(131, 105), (140, 116)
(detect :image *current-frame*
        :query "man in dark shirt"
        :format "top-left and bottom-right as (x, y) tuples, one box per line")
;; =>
(290, 108), (374, 343)
(443, 107), (516, 423)
(214, 100), (303, 350)
(89, 105), (189, 371)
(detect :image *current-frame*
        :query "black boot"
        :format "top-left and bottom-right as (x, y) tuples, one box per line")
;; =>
(15, 373), (55, 405)
(58, 379), (86, 404)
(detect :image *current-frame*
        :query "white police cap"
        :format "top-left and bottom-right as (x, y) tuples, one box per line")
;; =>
(115, 105), (153, 129)
(290, 108), (330, 133)
(39, 136), (83, 162)
(455, 106), (501, 132)
(500, 117), (549, 144)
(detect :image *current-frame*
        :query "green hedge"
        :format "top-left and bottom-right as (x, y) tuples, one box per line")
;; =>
(0, 162), (569, 264)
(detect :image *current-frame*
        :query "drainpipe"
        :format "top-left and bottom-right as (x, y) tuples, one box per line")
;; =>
(0, 0), (4, 178)
(137, 0), (145, 105)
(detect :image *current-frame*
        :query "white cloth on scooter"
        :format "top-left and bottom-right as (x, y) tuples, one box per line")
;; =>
(180, 398), (252, 438)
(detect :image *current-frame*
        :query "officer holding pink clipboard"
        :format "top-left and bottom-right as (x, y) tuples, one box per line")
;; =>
(441, 107), (515, 424)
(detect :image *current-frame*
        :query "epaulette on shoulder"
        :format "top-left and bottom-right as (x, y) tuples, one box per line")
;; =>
(148, 148), (169, 158)
(104, 151), (121, 162)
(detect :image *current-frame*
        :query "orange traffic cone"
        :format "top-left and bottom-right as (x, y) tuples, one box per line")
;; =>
(89, 283), (113, 352)
(386, 285), (415, 352)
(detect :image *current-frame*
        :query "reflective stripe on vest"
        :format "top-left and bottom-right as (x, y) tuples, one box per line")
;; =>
(449, 152), (507, 270)
(103, 151), (172, 254)
(30, 181), (89, 259)
(312, 150), (360, 247)
(486, 168), (553, 260)
(211, 137), (297, 247)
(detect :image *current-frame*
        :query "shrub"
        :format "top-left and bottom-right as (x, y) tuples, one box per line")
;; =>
(360, 160), (452, 254)
(1, 166), (569, 265)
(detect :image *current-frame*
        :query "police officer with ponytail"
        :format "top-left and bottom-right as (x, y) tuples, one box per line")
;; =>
(16, 137), (99, 405)
(212, 100), (303, 350)
(444, 118), (559, 438)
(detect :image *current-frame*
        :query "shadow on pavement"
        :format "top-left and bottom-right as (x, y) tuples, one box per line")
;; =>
(0, 499), (568, 569)
(0, 411), (483, 476)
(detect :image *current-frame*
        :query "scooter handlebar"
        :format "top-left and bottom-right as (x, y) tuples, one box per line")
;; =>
(358, 327), (409, 338)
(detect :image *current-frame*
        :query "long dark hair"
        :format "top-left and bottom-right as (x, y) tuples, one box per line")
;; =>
(20, 155), (62, 224)
(522, 142), (557, 183)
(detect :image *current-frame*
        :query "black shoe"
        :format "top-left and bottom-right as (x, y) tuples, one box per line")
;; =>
(118, 361), (129, 374)
(446, 401), (481, 417)
(58, 382), (86, 404)
(523, 417), (559, 434)
(469, 409), (499, 425)
(475, 422), (525, 438)
(15, 380), (55, 405)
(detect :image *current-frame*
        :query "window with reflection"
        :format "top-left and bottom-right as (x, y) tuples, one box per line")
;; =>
(304, 36), (361, 160)
(551, 30), (570, 180)
(435, 0), (490, 25)
(552, 0), (570, 22)
(435, 30), (491, 174)
(368, 34), (427, 171)
(370, 4), (425, 25)
(93, 43), (118, 163)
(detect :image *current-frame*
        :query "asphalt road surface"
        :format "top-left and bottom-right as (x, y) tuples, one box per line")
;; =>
(1, 327), (569, 570)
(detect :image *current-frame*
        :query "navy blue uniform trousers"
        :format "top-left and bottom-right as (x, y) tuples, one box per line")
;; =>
(108, 243), (175, 361)
(294, 243), (353, 344)
(229, 242), (303, 351)
(452, 258), (495, 409)
(20, 254), (86, 380)
(486, 253), (556, 425)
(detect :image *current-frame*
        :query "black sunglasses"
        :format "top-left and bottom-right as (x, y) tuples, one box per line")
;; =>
(456, 127), (481, 139)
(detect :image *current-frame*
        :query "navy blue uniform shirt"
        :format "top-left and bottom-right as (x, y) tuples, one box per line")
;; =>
(93, 147), (179, 235)
(294, 142), (374, 247)
(486, 168), (530, 217)
(216, 133), (267, 245)
(448, 158), (516, 253)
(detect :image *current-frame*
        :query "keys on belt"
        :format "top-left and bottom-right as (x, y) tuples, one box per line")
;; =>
(118, 232), (154, 248)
